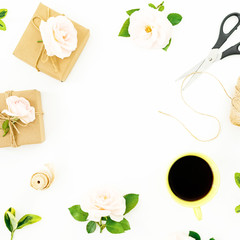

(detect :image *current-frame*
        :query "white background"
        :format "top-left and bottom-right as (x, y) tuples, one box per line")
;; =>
(0, 0), (240, 239)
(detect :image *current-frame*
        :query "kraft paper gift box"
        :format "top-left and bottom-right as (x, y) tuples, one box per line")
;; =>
(13, 3), (90, 82)
(0, 90), (45, 148)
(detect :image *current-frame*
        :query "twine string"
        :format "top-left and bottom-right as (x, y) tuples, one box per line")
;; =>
(0, 113), (27, 147)
(159, 72), (234, 142)
(31, 8), (59, 73)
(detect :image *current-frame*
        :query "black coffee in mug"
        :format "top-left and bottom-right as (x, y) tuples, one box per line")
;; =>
(168, 155), (214, 201)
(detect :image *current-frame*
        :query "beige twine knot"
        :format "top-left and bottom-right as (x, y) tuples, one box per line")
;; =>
(0, 113), (26, 147)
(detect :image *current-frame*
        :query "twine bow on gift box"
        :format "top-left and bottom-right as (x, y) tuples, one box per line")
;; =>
(31, 7), (59, 74)
(0, 113), (26, 147)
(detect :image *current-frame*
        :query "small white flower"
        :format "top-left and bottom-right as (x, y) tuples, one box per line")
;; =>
(81, 187), (126, 222)
(128, 8), (173, 49)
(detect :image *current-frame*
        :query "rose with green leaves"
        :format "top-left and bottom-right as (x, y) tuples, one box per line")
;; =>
(119, 2), (182, 51)
(0, 9), (7, 31)
(4, 207), (41, 240)
(1, 96), (36, 137)
(69, 188), (139, 234)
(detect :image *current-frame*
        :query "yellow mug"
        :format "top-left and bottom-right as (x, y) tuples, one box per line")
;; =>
(166, 152), (220, 220)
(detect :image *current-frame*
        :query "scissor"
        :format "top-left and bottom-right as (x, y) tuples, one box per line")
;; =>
(177, 12), (240, 90)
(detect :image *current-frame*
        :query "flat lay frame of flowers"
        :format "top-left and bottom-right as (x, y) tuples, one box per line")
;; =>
(0, 1), (223, 240)
(69, 188), (139, 234)
(119, 2), (182, 50)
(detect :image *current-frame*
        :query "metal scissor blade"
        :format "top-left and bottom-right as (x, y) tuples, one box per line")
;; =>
(182, 59), (212, 90)
(175, 59), (205, 82)
(180, 49), (222, 91)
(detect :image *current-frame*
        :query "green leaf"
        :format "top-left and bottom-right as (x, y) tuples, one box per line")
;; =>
(126, 9), (140, 16)
(167, 13), (182, 26)
(120, 218), (130, 231)
(209, 238), (215, 240)
(106, 218), (125, 234)
(6, 212), (17, 232)
(68, 205), (88, 222)
(162, 38), (172, 51)
(235, 173), (240, 188)
(157, 1), (165, 11)
(2, 120), (9, 130)
(235, 205), (240, 213)
(0, 19), (6, 31)
(119, 18), (130, 37)
(4, 208), (16, 232)
(3, 127), (9, 137)
(17, 214), (41, 229)
(0, 9), (7, 19)
(189, 231), (201, 240)
(86, 221), (96, 233)
(8, 208), (16, 216)
(148, 3), (157, 9)
(124, 194), (139, 215)
(158, 5), (165, 11)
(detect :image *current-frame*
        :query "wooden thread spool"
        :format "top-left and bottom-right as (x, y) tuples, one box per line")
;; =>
(30, 164), (55, 190)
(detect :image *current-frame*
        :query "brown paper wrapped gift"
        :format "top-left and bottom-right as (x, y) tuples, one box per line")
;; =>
(13, 3), (90, 82)
(0, 90), (45, 148)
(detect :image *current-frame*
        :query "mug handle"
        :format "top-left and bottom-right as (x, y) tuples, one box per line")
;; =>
(193, 207), (202, 220)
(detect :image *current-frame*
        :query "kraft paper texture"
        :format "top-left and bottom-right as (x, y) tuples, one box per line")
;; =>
(0, 90), (45, 148)
(13, 3), (90, 82)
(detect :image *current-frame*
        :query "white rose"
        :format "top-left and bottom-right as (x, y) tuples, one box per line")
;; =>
(2, 96), (35, 124)
(167, 232), (195, 240)
(81, 188), (126, 222)
(128, 8), (173, 49)
(39, 16), (78, 59)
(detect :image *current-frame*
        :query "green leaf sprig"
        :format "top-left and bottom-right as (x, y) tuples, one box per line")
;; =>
(189, 230), (215, 240)
(4, 207), (41, 240)
(118, 2), (182, 51)
(69, 193), (139, 234)
(0, 9), (8, 31)
(1, 118), (19, 137)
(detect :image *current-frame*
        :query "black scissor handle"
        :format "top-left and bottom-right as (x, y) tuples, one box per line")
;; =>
(221, 42), (240, 59)
(213, 12), (240, 49)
